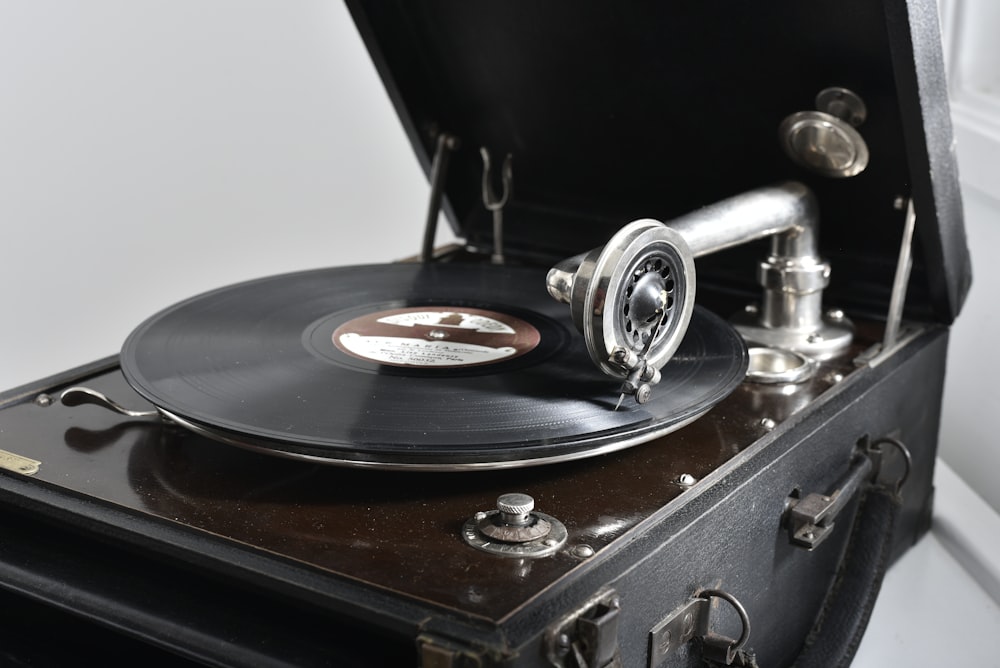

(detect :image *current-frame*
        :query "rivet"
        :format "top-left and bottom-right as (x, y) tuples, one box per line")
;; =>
(555, 632), (572, 657)
(682, 612), (695, 637)
(658, 629), (672, 653)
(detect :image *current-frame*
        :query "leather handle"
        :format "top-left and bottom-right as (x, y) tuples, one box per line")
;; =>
(790, 487), (901, 668)
(698, 486), (900, 668)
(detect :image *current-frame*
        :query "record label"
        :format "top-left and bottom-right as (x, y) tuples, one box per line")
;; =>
(332, 306), (540, 368)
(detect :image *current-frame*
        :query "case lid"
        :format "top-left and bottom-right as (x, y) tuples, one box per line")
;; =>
(348, 0), (971, 324)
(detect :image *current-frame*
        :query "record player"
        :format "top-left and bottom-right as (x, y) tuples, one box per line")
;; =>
(0, 1), (972, 667)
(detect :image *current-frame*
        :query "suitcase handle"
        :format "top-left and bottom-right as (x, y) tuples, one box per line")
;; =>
(789, 489), (901, 667)
(787, 442), (906, 668)
(698, 438), (908, 668)
(699, 489), (901, 668)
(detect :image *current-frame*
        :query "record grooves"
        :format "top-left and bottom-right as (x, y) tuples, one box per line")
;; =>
(120, 263), (748, 469)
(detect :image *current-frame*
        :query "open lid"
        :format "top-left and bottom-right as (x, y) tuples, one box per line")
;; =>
(347, 0), (971, 324)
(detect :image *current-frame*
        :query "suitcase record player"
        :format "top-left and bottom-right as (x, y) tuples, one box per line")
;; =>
(0, 1), (972, 666)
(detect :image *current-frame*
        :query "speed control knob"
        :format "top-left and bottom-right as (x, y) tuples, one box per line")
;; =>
(462, 492), (567, 558)
(496, 492), (534, 526)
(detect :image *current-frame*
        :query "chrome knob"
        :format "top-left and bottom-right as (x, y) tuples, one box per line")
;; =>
(497, 493), (534, 526)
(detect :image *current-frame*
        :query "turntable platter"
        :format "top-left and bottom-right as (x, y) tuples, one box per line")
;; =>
(120, 263), (747, 469)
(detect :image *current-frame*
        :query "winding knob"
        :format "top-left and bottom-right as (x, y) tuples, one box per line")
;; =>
(497, 493), (534, 526)
(463, 492), (567, 557)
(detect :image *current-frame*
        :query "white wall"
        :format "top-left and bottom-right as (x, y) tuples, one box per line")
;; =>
(939, 185), (1000, 514)
(0, 1), (431, 390)
(937, 0), (1000, 514)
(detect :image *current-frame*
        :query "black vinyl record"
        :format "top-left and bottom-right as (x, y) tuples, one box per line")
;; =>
(120, 263), (747, 469)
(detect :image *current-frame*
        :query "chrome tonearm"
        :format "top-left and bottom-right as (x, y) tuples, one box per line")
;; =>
(547, 181), (852, 406)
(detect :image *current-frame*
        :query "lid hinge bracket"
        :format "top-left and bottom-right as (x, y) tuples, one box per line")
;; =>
(420, 132), (460, 262)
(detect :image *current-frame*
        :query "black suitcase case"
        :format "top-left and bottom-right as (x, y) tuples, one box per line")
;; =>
(0, 1), (971, 666)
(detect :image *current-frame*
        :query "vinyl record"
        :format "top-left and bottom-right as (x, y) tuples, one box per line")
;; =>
(120, 263), (747, 469)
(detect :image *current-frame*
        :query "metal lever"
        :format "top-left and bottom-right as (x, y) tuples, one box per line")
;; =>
(883, 197), (916, 351)
(60, 386), (158, 418)
(784, 454), (873, 550)
(420, 133), (459, 262)
(480, 147), (512, 265)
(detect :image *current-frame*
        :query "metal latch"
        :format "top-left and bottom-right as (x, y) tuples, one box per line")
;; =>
(648, 590), (751, 667)
(545, 589), (622, 668)
(417, 634), (487, 668)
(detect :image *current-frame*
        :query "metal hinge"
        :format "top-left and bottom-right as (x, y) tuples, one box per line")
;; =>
(545, 588), (622, 668)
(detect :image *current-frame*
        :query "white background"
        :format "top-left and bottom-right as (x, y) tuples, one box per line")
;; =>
(0, 1), (432, 391)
